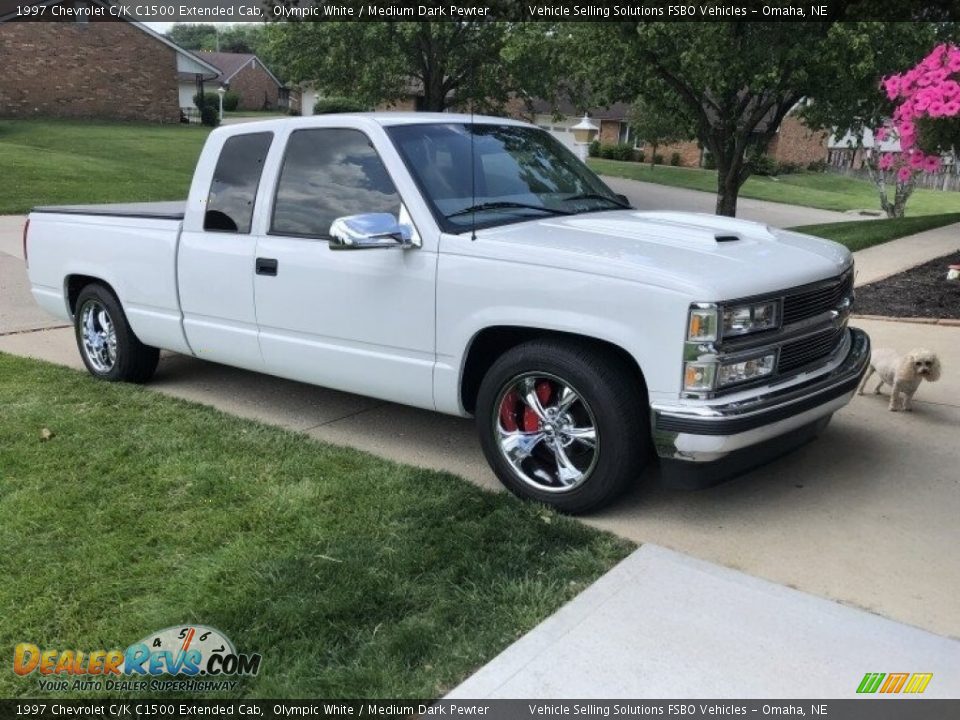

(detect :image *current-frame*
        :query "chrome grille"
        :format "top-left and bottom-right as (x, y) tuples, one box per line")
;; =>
(782, 273), (853, 326)
(778, 327), (846, 373)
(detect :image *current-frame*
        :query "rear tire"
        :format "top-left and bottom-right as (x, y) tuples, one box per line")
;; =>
(74, 283), (159, 383)
(475, 339), (650, 514)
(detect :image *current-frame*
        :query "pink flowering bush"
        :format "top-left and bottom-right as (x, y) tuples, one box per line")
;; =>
(865, 44), (960, 217)
(881, 43), (960, 161)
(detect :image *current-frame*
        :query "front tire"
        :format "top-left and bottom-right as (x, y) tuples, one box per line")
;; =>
(74, 283), (159, 383)
(475, 339), (650, 514)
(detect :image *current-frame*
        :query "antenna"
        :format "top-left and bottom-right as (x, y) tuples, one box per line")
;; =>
(470, 38), (477, 242)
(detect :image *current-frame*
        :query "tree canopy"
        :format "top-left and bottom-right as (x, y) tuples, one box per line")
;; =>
(166, 23), (269, 57)
(264, 21), (516, 112)
(539, 20), (944, 216)
(628, 97), (695, 164)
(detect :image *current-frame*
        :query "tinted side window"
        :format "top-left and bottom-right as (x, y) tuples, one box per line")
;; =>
(204, 132), (273, 234)
(271, 129), (401, 238)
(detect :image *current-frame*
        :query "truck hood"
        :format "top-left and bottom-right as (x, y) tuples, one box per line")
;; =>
(467, 210), (852, 300)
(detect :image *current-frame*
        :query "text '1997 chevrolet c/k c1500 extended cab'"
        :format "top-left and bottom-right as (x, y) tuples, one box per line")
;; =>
(24, 113), (870, 513)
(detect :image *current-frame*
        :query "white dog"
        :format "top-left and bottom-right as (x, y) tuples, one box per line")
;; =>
(858, 347), (942, 411)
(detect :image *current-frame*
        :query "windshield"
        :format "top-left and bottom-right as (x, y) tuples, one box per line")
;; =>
(385, 123), (628, 233)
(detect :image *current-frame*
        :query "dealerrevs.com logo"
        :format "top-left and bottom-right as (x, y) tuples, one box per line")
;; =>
(13, 625), (261, 693)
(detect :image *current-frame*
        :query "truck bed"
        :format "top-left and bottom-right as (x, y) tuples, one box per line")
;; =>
(31, 200), (185, 220)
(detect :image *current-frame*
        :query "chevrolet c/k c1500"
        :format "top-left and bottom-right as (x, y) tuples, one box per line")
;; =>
(24, 113), (870, 513)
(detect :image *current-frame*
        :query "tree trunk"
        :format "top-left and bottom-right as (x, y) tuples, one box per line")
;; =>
(892, 179), (915, 218)
(648, 143), (657, 167)
(715, 186), (738, 217)
(422, 79), (447, 112)
(707, 130), (750, 217)
(863, 158), (896, 218)
(714, 155), (744, 217)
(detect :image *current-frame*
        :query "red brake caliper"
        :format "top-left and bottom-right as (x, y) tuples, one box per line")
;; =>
(500, 391), (521, 432)
(523, 380), (552, 432)
(500, 380), (552, 433)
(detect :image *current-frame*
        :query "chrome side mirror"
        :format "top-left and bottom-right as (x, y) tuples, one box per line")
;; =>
(328, 213), (417, 250)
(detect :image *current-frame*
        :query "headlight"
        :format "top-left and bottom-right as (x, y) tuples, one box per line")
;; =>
(722, 301), (779, 337)
(717, 353), (776, 387)
(684, 352), (777, 392)
(687, 306), (718, 341)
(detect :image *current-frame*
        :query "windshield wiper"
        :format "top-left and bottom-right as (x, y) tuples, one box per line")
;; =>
(445, 201), (572, 219)
(562, 192), (631, 208)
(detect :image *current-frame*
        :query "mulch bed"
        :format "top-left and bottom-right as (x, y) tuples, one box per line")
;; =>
(854, 251), (960, 319)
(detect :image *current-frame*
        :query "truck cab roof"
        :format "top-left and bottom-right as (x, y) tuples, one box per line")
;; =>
(213, 112), (534, 135)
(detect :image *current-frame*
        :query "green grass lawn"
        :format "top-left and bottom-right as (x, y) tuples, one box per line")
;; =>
(590, 158), (960, 217)
(789, 213), (960, 252)
(0, 353), (632, 699)
(0, 119), (210, 214)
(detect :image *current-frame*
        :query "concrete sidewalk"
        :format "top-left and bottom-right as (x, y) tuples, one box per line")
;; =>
(449, 545), (960, 699)
(853, 222), (960, 286)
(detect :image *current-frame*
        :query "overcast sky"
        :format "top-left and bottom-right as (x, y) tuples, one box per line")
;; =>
(146, 21), (229, 34)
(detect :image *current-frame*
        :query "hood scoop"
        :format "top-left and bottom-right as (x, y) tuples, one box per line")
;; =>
(715, 234), (741, 243)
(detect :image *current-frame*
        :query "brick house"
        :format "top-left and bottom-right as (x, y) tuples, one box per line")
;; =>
(765, 115), (830, 168)
(196, 52), (288, 112)
(0, 0), (219, 123)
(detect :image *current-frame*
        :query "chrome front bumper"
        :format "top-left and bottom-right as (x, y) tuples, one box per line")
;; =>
(651, 328), (870, 484)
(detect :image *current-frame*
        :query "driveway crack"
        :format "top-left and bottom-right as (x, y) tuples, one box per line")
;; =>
(0, 324), (71, 337)
(301, 402), (388, 431)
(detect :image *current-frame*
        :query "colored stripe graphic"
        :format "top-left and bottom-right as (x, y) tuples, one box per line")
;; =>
(857, 672), (933, 694)
(857, 673), (885, 693)
(903, 673), (933, 694)
(880, 673), (909, 693)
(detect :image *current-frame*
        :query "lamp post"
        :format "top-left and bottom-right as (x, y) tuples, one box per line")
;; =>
(217, 86), (226, 122)
(571, 113), (599, 162)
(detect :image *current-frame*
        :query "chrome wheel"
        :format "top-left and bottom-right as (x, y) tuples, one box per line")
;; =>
(493, 373), (599, 493)
(79, 300), (117, 373)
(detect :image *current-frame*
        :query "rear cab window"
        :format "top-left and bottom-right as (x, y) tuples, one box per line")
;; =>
(204, 132), (273, 233)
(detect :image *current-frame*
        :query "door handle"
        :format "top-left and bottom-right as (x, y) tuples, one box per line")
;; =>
(255, 257), (278, 276)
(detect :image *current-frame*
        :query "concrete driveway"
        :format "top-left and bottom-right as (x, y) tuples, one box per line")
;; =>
(3, 213), (958, 639)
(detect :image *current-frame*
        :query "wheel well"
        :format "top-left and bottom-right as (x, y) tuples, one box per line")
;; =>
(65, 275), (115, 316)
(459, 326), (647, 415)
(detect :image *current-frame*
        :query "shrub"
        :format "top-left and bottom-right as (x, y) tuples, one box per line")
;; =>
(588, 140), (600, 158)
(193, 93), (220, 128)
(777, 161), (802, 175)
(703, 153), (717, 170)
(632, 149), (645, 163)
(612, 143), (634, 161)
(313, 97), (369, 114)
(222, 91), (240, 112)
(807, 159), (827, 172)
(670, 152), (682, 166)
(652, 153), (664, 165)
(749, 154), (779, 176)
(599, 143), (617, 159)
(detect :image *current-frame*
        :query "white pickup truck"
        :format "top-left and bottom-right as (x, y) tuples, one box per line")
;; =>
(25, 113), (870, 513)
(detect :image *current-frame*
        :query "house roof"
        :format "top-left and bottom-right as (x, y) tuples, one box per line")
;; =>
(529, 97), (632, 121)
(0, 0), (220, 78)
(198, 52), (284, 88)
